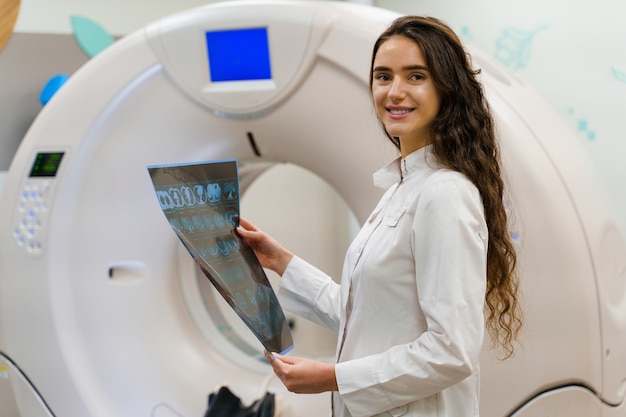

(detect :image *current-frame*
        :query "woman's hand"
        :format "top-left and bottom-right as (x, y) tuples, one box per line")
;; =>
(264, 350), (338, 394)
(236, 218), (294, 276)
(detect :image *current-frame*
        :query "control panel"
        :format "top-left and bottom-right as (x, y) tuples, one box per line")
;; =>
(12, 152), (64, 256)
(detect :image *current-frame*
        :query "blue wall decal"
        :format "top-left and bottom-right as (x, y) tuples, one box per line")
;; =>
(494, 24), (548, 70)
(40, 74), (69, 106)
(568, 108), (596, 141)
(460, 25), (473, 40)
(612, 67), (626, 84)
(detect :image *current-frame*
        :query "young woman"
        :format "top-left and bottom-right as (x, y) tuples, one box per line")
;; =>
(237, 15), (521, 417)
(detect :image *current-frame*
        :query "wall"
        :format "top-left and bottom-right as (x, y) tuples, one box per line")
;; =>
(14, 0), (213, 35)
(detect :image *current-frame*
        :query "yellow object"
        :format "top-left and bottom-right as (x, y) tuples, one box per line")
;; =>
(0, 0), (20, 52)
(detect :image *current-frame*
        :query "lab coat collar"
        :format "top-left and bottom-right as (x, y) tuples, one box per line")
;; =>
(373, 145), (435, 189)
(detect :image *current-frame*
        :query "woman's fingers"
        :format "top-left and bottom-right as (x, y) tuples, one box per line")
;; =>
(238, 217), (257, 231)
(264, 350), (336, 393)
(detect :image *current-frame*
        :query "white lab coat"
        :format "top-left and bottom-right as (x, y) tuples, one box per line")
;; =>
(279, 146), (488, 417)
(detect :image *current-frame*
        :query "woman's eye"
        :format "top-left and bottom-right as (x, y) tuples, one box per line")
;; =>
(375, 73), (391, 81)
(410, 73), (425, 81)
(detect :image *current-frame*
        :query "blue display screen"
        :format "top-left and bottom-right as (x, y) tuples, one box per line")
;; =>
(205, 27), (272, 82)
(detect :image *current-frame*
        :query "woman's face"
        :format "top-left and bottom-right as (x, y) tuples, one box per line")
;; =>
(371, 35), (441, 157)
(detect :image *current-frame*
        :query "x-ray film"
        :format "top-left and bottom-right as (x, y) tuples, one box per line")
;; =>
(147, 159), (294, 355)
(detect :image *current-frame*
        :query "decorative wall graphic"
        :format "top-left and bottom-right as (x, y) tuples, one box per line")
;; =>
(40, 74), (69, 105)
(38, 16), (116, 107)
(460, 25), (473, 40)
(612, 67), (626, 84)
(70, 15), (115, 58)
(568, 108), (597, 141)
(0, 0), (20, 52)
(494, 24), (548, 70)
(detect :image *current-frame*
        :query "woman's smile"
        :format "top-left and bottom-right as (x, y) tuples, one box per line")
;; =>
(387, 107), (414, 118)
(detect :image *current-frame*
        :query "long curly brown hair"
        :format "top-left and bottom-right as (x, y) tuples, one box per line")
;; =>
(370, 15), (522, 358)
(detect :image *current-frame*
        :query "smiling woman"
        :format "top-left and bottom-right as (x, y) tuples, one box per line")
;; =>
(0, 0), (19, 52)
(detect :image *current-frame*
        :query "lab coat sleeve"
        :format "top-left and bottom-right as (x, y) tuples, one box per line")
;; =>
(278, 256), (342, 332)
(335, 177), (488, 417)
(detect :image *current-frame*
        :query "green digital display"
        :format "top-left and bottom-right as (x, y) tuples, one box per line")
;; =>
(29, 152), (64, 177)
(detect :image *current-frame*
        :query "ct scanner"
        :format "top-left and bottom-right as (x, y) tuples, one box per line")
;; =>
(1, 1), (626, 416)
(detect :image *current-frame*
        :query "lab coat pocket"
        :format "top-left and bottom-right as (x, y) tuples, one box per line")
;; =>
(385, 206), (407, 227)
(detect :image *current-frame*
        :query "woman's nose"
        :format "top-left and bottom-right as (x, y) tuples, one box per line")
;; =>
(388, 79), (406, 99)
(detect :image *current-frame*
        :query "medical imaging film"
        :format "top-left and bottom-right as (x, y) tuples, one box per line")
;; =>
(147, 159), (294, 355)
